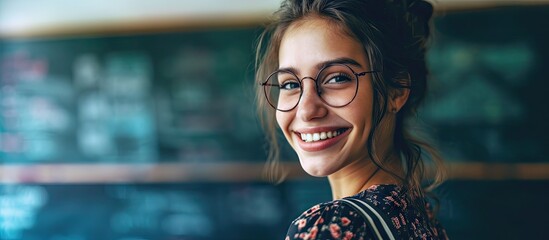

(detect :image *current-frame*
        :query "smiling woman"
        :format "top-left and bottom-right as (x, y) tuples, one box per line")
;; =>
(255, 0), (448, 239)
(275, 19), (379, 179)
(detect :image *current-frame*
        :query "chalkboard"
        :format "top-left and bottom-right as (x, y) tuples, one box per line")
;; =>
(424, 6), (549, 162)
(0, 28), (274, 163)
(0, 183), (290, 240)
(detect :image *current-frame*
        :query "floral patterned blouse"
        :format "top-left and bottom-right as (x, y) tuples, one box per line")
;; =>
(285, 184), (448, 240)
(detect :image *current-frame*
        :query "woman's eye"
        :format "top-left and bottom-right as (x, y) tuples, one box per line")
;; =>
(324, 74), (352, 84)
(280, 81), (300, 90)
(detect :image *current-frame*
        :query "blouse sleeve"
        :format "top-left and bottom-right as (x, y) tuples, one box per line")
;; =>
(285, 200), (372, 240)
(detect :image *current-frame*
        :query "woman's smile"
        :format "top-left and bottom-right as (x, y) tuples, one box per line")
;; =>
(294, 127), (351, 152)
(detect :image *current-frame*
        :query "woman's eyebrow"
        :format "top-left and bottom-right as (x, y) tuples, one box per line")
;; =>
(276, 57), (363, 74)
(316, 57), (363, 69)
(277, 66), (300, 75)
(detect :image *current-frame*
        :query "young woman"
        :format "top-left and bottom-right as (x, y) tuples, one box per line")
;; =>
(255, 0), (448, 239)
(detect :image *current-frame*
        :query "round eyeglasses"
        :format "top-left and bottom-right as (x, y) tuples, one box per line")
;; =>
(261, 63), (377, 112)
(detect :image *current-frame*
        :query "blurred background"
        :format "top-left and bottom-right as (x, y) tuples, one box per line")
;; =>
(0, 0), (548, 239)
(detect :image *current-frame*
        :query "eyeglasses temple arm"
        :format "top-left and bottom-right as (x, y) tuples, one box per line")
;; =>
(356, 70), (378, 77)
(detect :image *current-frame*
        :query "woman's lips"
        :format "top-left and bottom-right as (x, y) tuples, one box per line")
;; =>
(294, 128), (350, 152)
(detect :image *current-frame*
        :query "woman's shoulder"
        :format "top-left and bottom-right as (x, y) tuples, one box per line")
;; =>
(350, 184), (449, 240)
(352, 184), (408, 210)
(285, 199), (370, 240)
(285, 184), (449, 239)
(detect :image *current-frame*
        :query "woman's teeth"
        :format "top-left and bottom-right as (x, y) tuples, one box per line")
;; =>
(300, 129), (345, 143)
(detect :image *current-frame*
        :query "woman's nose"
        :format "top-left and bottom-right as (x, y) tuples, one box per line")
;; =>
(296, 78), (327, 121)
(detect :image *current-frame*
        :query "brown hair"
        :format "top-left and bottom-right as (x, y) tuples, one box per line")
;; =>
(255, 0), (446, 200)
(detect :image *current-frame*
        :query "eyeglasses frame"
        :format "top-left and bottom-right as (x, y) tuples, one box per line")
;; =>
(261, 63), (378, 112)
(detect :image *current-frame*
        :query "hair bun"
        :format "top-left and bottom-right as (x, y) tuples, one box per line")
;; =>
(407, 0), (433, 20)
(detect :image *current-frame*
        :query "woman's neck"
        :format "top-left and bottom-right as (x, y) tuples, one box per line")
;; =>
(327, 152), (402, 200)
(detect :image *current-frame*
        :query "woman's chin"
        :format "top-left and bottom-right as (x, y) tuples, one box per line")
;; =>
(299, 160), (337, 177)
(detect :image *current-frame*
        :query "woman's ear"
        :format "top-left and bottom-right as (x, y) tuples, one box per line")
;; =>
(389, 74), (411, 113)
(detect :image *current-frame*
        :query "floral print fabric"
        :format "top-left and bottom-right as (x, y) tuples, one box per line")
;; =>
(285, 184), (448, 240)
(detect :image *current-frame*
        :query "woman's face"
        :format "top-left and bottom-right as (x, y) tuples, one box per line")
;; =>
(276, 18), (375, 177)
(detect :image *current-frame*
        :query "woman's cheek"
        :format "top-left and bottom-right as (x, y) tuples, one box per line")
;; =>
(276, 111), (292, 141)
